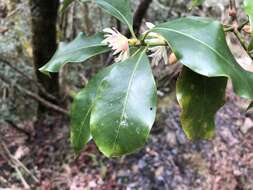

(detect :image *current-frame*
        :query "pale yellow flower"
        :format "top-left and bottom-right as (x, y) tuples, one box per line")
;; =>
(102, 28), (129, 62)
(144, 22), (168, 65)
(148, 46), (168, 65)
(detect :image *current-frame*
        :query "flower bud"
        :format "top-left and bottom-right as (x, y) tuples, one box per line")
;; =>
(243, 25), (252, 34)
(169, 53), (178, 65)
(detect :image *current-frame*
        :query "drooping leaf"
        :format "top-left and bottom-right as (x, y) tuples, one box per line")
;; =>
(176, 67), (227, 140)
(70, 65), (114, 154)
(244, 0), (253, 51)
(82, 0), (134, 34)
(151, 16), (253, 100)
(39, 32), (110, 74)
(90, 49), (157, 157)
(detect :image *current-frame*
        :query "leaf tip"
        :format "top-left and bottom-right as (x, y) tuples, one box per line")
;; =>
(38, 67), (51, 77)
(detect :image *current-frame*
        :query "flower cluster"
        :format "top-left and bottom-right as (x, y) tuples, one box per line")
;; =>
(102, 28), (130, 62)
(102, 23), (173, 65)
(144, 22), (168, 65)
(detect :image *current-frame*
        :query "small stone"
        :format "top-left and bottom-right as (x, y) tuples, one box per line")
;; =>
(88, 180), (97, 188)
(166, 130), (177, 147)
(241, 117), (253, 134)
(155, 166), (164, 177)
(131, 164), (139, 173)
(220, 127), (239, 146)
(117, 170), (128, 177)
(176, 130), (187, 145)
(138, 160), (147, 169)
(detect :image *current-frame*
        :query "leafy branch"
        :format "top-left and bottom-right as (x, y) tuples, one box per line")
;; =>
(39, 0), (253, 157)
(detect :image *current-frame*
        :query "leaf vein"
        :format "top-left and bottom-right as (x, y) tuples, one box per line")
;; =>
(112, 50), (146, 153)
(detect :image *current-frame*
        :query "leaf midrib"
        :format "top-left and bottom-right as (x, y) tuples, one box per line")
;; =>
(154, 27), (252, 96)
(112, 50), (146, 152)
(96, 0), (132, 30)
(53, 43), (107, 60)
(74, 104), (93, 148)
(154, 27), (234, 71)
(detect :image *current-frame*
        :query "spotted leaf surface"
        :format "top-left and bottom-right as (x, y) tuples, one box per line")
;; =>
(177, 67), (227, 140)
(70, 65), (114, 153)
(90, 49), (157, 157)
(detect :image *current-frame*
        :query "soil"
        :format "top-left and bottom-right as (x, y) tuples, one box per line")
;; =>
(1, 89), (253, 190)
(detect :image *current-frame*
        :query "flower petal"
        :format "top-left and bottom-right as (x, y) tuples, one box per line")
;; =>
(146, 22), (155, 29)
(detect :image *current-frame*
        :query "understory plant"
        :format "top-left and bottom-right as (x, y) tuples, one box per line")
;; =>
(40, 0), (253, 157)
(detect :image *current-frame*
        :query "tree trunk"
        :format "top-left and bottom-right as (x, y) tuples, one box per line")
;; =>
(29, 0), (60, 116)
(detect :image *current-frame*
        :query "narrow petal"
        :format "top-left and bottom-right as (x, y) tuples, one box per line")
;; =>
(146, 22), (155, 29)
(103, 28), (115, 34)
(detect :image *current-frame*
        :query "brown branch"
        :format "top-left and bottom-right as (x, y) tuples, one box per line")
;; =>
(4, 119), (31, 137)
(224, 20), (249, 32)
(132, 0), (153, 35)
(226, 1), (253, 60)
(229, 0), (238, 28)
(125, 0), (153, 38)
(0, 74), (69, 116)
(0, 58), (57, 102)
(0, 58), (34, 82)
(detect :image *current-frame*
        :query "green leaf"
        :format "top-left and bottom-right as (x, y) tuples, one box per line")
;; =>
(83, 0), (134, 35)
(90, 49), (157, 157)
(151, 16), (253, 100)
(39, 32), (110, 74)
(177, 67), (227, 140)
(70, 65), (114, 154)
(60, 0), (75, 12)
(244, 0), (253, 51)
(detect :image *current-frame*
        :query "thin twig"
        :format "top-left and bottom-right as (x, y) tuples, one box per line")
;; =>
(4, 119), (31, 137)
(0, 73), (69, 116)
(125, 0), (153, 37)
(132, 0), (153, 36)
(229, 0), (238, 26)
(226, 1), (253, 60)
(0, 58), (57, 101)
(13, 165), (30, 189)
(0, 140), (39, 188)
(234, 30), (249, 52)
(13, 155), (39, 183)
(224, 20), (249, 32)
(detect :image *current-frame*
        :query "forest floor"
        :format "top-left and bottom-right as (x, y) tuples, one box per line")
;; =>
(1, 88), (253, 190)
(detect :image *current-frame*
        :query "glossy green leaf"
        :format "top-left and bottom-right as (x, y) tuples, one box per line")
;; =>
(70, 65), (114, 154)
(177, 67), (227, 140)
(151, 16), (253, 100)
(83, 0), (134, 34)
(244, 0), (253, 51)
(39, 32), (110, 74)
(90, 49), (157, 157)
